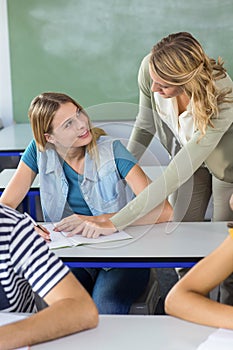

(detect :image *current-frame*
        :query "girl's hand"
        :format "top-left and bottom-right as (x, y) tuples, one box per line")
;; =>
(54, 214), (86, 233)
(34, 225), (50, 242)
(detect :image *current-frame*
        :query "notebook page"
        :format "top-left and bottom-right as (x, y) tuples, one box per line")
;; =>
(43, 223), (132, 249)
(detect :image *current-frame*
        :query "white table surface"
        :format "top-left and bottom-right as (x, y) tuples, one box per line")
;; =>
(53, 221), (228, 266)
(0, 123), (32, 152)
(31, 315), (216, 350)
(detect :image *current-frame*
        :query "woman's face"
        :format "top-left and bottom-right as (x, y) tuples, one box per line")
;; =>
(149, 65), (183, 98)
(45, 102), (92, 149)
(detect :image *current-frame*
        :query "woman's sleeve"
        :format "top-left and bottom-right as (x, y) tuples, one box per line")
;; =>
(127, 54), (157, 160)
(21, 140), (38, 173)
(113, 140), (137, 178)
(111, 86), (233, 230)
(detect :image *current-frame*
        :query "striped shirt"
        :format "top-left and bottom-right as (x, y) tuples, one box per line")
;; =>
(0, 204), (69, 313)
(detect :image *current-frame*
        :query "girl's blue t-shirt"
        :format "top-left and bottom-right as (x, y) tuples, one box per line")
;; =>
(22, 139), (137, 215)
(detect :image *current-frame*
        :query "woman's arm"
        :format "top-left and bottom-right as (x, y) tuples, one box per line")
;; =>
(0, 272), (98, 348)
(230, 193), (233, 211)
(165, 235), (233, 329)
(110, 75), (233, 231)
(124, 164), (173, 225)
(0, 161), (36, 209)
(55, 164), (173, 236)
(0, 161), (51, 242)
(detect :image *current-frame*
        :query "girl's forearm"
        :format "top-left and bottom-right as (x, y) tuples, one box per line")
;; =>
(165, 289), (233, 329)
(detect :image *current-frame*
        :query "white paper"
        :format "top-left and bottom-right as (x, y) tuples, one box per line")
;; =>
(43, 223), (132, 249)
(197, 328), (233, 350)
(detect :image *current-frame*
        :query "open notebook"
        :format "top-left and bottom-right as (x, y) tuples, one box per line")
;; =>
(43, 223), (133, 249)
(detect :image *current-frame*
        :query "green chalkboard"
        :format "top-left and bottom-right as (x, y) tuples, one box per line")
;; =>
(7, 0), (233, 123)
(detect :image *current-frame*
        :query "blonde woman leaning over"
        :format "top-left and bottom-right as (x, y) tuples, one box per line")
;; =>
(72, 32), (233, 304)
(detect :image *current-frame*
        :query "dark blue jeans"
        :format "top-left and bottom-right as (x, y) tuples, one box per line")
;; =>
(71, 267), (150, 314)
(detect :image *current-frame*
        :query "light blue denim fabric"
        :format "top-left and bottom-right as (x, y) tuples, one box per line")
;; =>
(37, 136), (135, 221)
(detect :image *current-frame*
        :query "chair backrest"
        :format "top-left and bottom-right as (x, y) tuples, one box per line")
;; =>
(94, 120), (170, 166)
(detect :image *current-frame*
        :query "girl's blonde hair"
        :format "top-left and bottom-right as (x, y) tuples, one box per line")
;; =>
(150, 32), (232, 137)
(28, 92), (106, 159)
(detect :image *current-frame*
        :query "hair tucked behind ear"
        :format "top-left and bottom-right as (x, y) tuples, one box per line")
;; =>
(87, 126), (107, 161)
(150, 32), (233, 138)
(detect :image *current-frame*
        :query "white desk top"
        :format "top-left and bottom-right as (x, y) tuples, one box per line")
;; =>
(54, 221), (228, 265)
(32, 315), (216, 350)
(0, 123), (32, 152)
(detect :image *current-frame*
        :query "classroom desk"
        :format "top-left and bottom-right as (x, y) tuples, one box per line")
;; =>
(31, 315), (216, 350)
(0, 169), (39, 219)
(0, 167), (223, 269)
(53, 221), (228, 268)
(0, 123), (32, 156)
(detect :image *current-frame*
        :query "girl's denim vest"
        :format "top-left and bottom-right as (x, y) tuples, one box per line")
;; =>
(37, 136), (135, 222)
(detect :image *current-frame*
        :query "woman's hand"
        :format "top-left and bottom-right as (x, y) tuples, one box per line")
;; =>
(78, 219), (117, 239)
(55, 214), (117, 238)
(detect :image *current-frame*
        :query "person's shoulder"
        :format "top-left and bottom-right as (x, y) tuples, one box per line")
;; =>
(113, 139), (137, 162)
(141, 52), (151, 65)
(215, 72), (233, 91)
(97, 135), (116, 145)
(95, 136), (114, 153)
(96, 136), (118, 158)
(27, 138), (37, 149)
(24, 139), (37, 155)
(138, 53), (151, 92)
(139, 53), (151, 74)
(98, 136), (128, 151)
(0, 203), (24, 225)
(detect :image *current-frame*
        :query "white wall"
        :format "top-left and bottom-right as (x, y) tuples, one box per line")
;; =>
(0, 0), (13, 127)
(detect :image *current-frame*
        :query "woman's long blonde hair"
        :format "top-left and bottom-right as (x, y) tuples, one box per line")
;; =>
(28, 92), (106, 159)
(150, 32), (233, 137)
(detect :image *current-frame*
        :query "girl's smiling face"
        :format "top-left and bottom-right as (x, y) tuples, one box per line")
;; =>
(45, 102), (92, 149)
